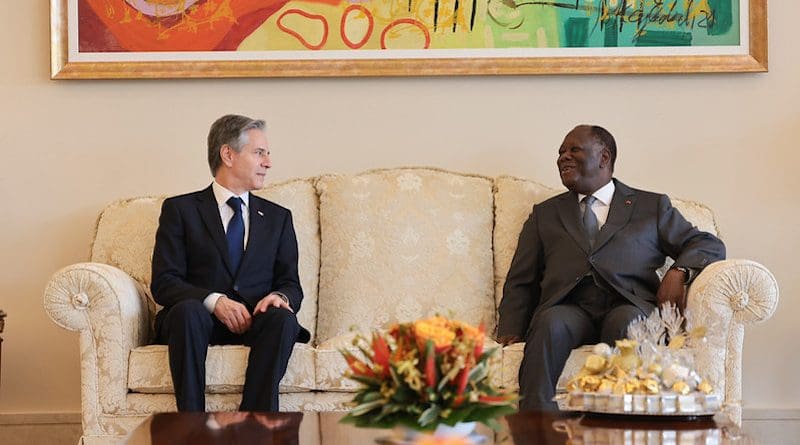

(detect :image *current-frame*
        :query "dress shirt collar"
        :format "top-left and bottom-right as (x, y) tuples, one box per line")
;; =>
(212, 180), (250, 210)
(578, 179), (615, 206)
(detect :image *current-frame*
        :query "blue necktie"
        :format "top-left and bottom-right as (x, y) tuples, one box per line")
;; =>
(582, 195), (599, 247)
(226, 197), (245, 272)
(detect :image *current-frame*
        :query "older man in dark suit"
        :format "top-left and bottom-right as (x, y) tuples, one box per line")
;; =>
(151, 114), (309, 412)
(498, 125), (726, 411)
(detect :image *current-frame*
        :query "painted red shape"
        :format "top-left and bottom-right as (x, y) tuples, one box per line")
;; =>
(80, 0), (289, 51)
(340, 5), (374, 50)
(276, 9), (330, 50)
(380, 18), (431, 50)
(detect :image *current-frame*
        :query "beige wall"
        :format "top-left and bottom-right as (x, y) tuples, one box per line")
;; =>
(0, 3), (796, 413)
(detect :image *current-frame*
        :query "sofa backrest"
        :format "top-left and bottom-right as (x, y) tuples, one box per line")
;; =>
(90, 179), (321, 343)
(315, 168), (496, 343)
(89, 169), (720, 346)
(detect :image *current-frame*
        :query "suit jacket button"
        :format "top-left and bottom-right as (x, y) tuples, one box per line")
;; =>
(233, 285), (239, 292)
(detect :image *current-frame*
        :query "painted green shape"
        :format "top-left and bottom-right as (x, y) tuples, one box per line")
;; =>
(604, 18), (618, 47)
(708, 0), (732, 36)
(635, 31), (692, 47)
(564, 17), (589, 47)
(486, 3), (561, 49)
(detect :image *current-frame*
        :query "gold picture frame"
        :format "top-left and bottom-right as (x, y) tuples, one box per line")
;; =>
(51, 0), (768, 79)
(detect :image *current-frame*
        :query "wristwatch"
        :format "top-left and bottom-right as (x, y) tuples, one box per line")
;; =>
(671, 266), (692, 284)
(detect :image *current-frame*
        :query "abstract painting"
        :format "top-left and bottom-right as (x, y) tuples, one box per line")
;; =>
(51, 0), (767, 77)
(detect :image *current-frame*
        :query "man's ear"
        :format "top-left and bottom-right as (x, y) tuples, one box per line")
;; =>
(599, 147), (611, 169)
(220, 144), (234, 167)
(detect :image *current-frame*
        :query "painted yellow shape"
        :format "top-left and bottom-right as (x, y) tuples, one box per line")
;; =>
(279, 11), (327, 48)
(383, 22), (428, 49)
(342, 9), (372, 46)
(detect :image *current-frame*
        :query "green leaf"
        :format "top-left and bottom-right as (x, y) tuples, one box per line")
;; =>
(360, 391), (383, 403)
(392, 385), (417, 404)
(349, 400), (385, 417)
(349, 375), (382, 386)
(478, 346), (499, 363)
(418, 405), (442, 426)
(468, 361), (488, 383)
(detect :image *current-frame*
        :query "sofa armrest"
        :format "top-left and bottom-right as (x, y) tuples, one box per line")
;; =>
(43, 262), (154, 425)
(686, 259), (779, 424)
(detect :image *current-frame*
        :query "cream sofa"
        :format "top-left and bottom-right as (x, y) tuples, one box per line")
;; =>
(43, 168), (778, 444)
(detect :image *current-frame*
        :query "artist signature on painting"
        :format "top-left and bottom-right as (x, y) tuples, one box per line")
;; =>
(488, 0), (719, 43)
(600, 0), (718, 36)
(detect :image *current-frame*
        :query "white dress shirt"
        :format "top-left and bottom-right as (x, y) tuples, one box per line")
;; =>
(578, 180), (615, 229)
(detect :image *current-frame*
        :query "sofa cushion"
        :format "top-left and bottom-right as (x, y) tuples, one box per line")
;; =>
(315, 333), (362, 392)
(127, 343), (315, 394)
(91, 179), (321, 342)
(500, 343), (592, 393)
(493, 176), (561, 311)
(91, 196), (165, 287)
(254, 180), (321, 343)
(315, 168), (496, 343)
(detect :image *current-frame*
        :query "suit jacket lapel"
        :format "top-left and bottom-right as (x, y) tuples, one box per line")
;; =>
(557, 191), (591, 254)
(239, 195), (279, 270)
(196, 186), (235, 276)
(594, 179), (636, 251)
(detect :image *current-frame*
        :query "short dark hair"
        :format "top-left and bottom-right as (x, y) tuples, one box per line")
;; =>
(589, 125), (617, 171)
(207, 114), (266, 175)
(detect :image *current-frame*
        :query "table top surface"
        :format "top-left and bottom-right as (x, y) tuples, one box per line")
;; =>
(124, 410), (755, 445)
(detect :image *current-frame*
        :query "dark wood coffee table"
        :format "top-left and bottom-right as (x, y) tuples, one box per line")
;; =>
(124, 410), (753, 444)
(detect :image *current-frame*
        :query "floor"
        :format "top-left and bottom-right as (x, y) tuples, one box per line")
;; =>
(0, 423), (82, 445)
(0, 418), (797, 444)
(741, 419), (800, 445)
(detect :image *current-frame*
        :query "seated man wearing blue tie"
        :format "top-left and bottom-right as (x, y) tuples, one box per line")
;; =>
(497, 125), (726, 411)
(151, 114), (310, 412)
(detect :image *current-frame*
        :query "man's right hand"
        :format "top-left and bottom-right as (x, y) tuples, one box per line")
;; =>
(213, 296), (252, 334)
(498, 335), (523, 346)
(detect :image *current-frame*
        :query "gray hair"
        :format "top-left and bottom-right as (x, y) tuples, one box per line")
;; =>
(207, 114), (266, 175)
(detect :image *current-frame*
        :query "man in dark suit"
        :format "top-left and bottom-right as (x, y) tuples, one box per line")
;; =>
(498, 125), (725, 411)
(151, 114), (310, 412)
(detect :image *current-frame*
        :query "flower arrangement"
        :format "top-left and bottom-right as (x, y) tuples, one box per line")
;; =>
(339, 316), (517, 432)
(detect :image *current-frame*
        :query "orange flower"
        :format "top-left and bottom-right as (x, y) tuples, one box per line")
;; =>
(414, 437), (470, 445)
(414, 316), (456, 351)
(473, 322), (485, 358)
(342, 351), (375, 378)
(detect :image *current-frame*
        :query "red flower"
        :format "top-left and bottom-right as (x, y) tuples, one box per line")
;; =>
(372, 333), (391, 378)
(478, 394), (515, 405)
(455, 365), (470, 397)
(425, 340), (436, 388)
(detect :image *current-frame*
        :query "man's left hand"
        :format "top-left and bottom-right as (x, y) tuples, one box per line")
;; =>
(254, 293), (293, 315)
(656, 268), (688, 311)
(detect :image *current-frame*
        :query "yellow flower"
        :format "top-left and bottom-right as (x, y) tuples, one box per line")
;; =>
(414, 316), (456, 349)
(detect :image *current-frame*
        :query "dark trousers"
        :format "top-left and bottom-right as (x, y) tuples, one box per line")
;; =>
(155, 299), (301, 412)
(518, 276), (646, 411)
